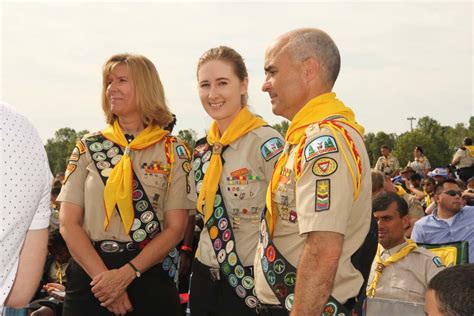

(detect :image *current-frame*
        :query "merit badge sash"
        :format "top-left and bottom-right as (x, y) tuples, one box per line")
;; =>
(259, 213), (351, 315)
(193, 141), (259, 309)
(85, 134), (179, 284)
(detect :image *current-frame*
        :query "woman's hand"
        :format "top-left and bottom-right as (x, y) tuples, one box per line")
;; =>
(90, 266), (135, 307)
(105, 292), (133, 315)
(43, 282), (65, 296)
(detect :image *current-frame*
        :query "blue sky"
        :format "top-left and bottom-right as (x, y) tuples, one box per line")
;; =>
(1, 1), (472, 142)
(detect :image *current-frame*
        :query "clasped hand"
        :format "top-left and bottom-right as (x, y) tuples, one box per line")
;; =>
(91, 267), (135, 314)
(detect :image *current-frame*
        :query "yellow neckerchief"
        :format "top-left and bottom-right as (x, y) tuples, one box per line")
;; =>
(466, 145), (474, 157)
(265, 92), (364, 234)
(196, 106), (267, 224)
(424, 191), (432, 206)
(395, 184), (407, 196)
(366, 239), (418, 298)
(101, 120), (169, 233)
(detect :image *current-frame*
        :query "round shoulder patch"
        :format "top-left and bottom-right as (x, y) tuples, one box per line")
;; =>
(312, 157), (338, 176)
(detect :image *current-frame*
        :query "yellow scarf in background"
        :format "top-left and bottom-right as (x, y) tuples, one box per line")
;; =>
(197, 107), (267, 224)
(265, 92), (364, 234)
(367, 239), (417, 298)
(101, 120), (169, 233)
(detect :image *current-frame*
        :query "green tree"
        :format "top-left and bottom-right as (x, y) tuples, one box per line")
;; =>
(177, 129), (198, 150)
(272, 120), (289, 136)
(45, 128), (89, 175)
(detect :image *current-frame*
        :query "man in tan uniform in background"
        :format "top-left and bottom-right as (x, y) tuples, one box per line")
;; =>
(254, 28), (375, 315)
(374, 145), (400, 177)
(366, 192), (444, 313)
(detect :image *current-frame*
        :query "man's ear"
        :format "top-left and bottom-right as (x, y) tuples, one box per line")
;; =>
(303, 57), (319, 83)
(401, 215), (410, 229)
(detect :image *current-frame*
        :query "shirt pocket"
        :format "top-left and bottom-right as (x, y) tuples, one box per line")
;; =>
(139, 172), (169, 212)
(390, 274), (425, 303)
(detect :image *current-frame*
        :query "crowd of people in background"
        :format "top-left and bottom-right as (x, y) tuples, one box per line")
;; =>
(2, 27), (473, 316)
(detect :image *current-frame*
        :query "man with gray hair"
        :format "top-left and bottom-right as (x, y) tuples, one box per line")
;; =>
(254, 28), (374, 315)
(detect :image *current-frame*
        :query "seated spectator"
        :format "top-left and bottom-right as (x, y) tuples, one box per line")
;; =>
(411, 179), (474, 263)
(421, 177), (436, 210)
(366, 192), (444, 304)
(428, 168), (449, 184)
(406, 173), (425, 201)
(374, 145), (400, 177)
(425, 264), (474, 316)
(451, 137), (474, 183)
(396, 166), (416, 192)
(372, 171), (424, 237)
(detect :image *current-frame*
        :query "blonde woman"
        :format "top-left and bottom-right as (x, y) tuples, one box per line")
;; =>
(58, 54), (193, 316)
(187, 46), (284, 315)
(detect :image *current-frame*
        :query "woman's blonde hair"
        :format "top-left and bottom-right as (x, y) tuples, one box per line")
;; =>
(102, 53), (173, 128)
(196, 46), (248, 105)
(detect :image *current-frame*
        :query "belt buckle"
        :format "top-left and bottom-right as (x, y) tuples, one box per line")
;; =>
(209, 268), (220, 281)
(100, 240), (120, 253)
(126, 242), (136, 251)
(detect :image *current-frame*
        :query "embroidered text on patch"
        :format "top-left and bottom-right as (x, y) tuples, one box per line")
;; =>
(304, 135), (338, 162)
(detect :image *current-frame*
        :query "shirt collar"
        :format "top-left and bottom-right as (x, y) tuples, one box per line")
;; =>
(380, 240), (408, 257)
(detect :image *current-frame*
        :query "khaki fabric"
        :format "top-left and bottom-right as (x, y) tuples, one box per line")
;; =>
(188, 126), (283, 268)
(453, 148), (474, 169)
(374, 155), (400, 176)
(254, 122), (372, 305)
(367, 242), (445, 304)
(408, 158), (431, 175)
(58, 132), (194, 241)
(402, 194), (425, 220)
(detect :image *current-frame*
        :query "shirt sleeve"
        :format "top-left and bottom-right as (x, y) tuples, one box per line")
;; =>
(374, 157), (382, 172)
(56, 140), (88, 209)
(164, 141), (196, 211)
(296, 127), (355, 235)
(411, 220), (424, 243)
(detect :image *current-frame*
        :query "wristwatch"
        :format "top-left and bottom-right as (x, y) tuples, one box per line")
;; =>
(127, 262), (141, 278)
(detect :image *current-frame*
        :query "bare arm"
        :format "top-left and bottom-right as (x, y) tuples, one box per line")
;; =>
(4, 228), (48, 307)
(292, 231), (344, 316)
(59, 202), (108, 278)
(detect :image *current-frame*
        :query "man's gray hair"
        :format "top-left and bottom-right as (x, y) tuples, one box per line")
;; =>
(286, 29), (341, 88)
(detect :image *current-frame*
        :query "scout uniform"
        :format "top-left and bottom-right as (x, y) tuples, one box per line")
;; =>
(254, 93), (373, 315)
(408, 157), (431, 176)
(374, 154), (400, 176)
(188, 125), (284, 315)
(452, 147), (474, 182)
(58, 128), (194, 316)
(366, 240), (444, 305)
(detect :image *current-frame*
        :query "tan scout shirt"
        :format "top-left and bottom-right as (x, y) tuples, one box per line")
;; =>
(402, 194), (425, 220)
(254, 122), (372, 305)
(367, 242), (445, 304)
(58, 133), (194, 241)
(453, 148), (474, 169)
(188, 126), (283, 268)
(374, 155), (400, 176)
(408, 158), (431, 175)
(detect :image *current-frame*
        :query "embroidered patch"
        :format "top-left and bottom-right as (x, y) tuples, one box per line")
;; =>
(176, 145), (189, 159)
(182, 161), (191, 173)
(76, 141), (86, 154)
(433, 256), (445, 268)
(312, 157), (338, 176)
(194, 143), (209, 156)
(315, 179), (330, 211)
(304, 135), (338, 162)
(63, 162), (77, 184)
(261, 137), (284, 161)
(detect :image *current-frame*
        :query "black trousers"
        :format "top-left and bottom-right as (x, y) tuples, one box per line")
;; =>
(457, 167), (474, 183)
(63, 251), (180, 316)
(189, 260), (257, 316)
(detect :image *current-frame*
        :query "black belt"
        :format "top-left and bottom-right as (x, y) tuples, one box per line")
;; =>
(93, 240), (139, 254)
(195, 260), (254, 282)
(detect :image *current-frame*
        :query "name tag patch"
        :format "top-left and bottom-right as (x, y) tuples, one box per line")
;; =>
(312, 157), (338, 176)
(261, 137), (284, 161)
(304, 136), (338, 162)
(316, 179), (330, 212)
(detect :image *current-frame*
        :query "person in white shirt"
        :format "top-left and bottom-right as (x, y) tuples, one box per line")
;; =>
(0, 102), (52, 312)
